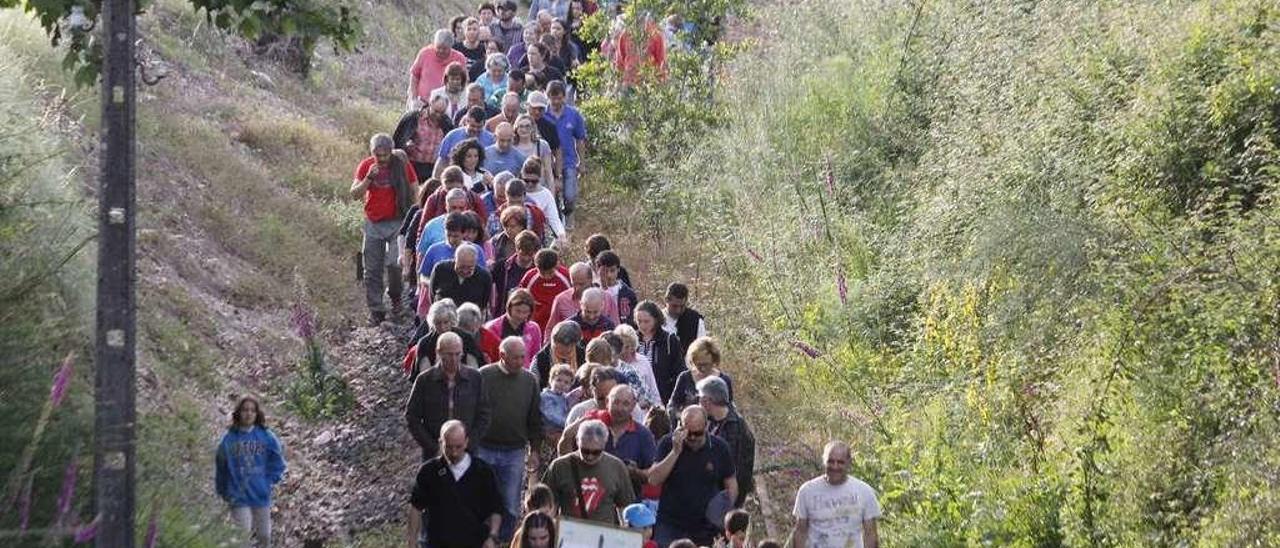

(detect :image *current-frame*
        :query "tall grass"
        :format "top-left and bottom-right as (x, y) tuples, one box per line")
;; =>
(627, 0), (1280, 543)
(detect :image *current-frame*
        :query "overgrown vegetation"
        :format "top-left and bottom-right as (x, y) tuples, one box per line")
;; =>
(604, 0), (1280, 543)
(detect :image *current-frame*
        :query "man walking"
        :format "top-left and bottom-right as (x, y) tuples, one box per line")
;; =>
(790, 441), (882, 548)
(477, 337), (543, 542)
(408, 420), (503, 548)
(405, 332), (491, 460)
(647, 405), (737, 546)
(351, 134), (418, 326)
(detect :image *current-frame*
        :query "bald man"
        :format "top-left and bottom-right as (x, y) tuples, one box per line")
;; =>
(477, 336), (543, 541)
(548, 261), (620, 328)
(483, 122), (527, 176)
(408, 420), (503, 548)
(648, 405), (738, 546)
(569, 287), (617, 341)
(486, 92), (521, 131)
(791, 441), (881, 548)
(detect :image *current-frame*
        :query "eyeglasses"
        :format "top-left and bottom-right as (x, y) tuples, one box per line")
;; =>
(580, 448), (603, 457)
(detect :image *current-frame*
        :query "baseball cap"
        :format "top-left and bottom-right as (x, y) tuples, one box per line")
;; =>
(623, 503), (656, 528)
(527, 91), (549, 108)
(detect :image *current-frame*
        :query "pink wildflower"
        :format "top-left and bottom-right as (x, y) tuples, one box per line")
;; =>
(18, 476), (32, 532)
(56, 455), (77, 523)
(791, 340), (822, 359)
(73, 514), (101, 542)
(50, 352), (75, 408)
(144, 507), (158, 548)
(289, 302), (315, 340)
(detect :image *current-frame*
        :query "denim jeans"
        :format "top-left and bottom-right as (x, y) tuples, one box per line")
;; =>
(561, 166), (579, 215)
(475, 445), (527, 541)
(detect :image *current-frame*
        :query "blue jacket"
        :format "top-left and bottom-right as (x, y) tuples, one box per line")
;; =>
(215, 426), (287, 508)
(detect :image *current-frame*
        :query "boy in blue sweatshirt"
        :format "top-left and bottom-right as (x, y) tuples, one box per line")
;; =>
(216, 397), (287, 547)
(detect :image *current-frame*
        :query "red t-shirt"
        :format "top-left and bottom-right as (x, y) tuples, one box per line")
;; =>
(354, 157), (417, 222)
(519, 267), (571, 333)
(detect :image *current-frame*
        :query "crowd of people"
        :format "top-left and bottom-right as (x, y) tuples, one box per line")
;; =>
(213, 2), (882, 547)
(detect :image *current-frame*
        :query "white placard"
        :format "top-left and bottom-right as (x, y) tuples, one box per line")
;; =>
(557, 516), (645, 548)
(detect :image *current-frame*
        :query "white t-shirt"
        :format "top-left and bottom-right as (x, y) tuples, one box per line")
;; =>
(525, 185), (564, 238)
(792, 476), (882, 548)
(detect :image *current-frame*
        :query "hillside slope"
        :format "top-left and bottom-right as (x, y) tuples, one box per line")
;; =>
(2, 0), (476, 544)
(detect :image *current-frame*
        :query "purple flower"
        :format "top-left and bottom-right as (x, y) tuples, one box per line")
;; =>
(289, 302), (315, 340)
(836, 270), (848, 306)
(18, 476), (32, 533)
(56, 455), (77, 523)
(791, 340), (823, 359)
(73, 514), (100, 543)
(746, 248), (763, 262)
(144, 507), (158, 548)
(50, 352), (75, 408)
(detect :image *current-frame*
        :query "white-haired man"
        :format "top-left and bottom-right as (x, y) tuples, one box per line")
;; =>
(570, 286), (617, 341)
(408, 29), (468, 110)
(351, 133), (419, 325)
(408, 420), (502, 548)
(542, 419), (636, 525)
(477, 337), (542, 541)
(429, 243), (493, 313)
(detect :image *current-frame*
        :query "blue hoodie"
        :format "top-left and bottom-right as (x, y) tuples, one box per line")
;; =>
(215, 426), (286, 508)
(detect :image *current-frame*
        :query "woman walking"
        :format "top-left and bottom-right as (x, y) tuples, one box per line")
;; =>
(216, 396), (287, 548)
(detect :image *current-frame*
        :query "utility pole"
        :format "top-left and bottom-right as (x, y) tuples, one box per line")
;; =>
(94, 0), (137, 541)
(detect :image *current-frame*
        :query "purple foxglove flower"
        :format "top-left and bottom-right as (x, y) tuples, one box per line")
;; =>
(289, 302), (315, 340)
(73, 514), (100, 542)
(144, 507), (158, 548)
(791, 340), (822, 359)
(18, 477), (32, 532)
(50, 352), (75, 408)
(56, 455), (77, 523)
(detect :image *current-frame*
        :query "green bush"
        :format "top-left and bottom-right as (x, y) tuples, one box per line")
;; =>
(640, 0), (1280, 543)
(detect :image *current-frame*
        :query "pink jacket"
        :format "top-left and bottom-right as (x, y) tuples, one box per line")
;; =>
(483, 315), (543, 369)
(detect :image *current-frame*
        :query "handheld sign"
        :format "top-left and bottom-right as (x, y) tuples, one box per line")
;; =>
(557, 516), (644, 547)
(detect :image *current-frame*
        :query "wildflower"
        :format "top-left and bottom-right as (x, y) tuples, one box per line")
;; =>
(73, 514), (101, 542)
(289, 302), (315, 340)
(50, 352), (75, 408)
(18, 476), (32, 532)
(144, 507), (158, 548)
(746, 248), (763, 262)
(791, 340), (822, 359)
(56, 455), (77, 523)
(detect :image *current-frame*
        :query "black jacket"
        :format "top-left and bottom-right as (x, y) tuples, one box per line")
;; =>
(404, 366), (490, 459)
(709, 408), (756, 507)
(409, 454), (502, 547)
(641, 329), (685, 404)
